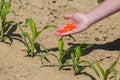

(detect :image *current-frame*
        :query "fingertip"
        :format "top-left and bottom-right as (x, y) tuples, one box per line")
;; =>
(63, 14), (74, 19)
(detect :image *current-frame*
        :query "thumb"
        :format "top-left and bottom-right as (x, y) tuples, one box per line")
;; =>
(63, 14), (74, 19)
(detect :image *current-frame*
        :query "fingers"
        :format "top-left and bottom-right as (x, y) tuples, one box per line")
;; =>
(63, 14), (74, 19)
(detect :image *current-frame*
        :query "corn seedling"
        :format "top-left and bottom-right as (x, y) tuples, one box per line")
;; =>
(70, 44), (100, 76)
(40, 35), (75, 70)
(71, 44), (92, 75)
(0, 0), (21, 42)
(57, 37), (70, 70)
(94, 54), (120, 80)
(0, 0), (13, 41)
(40, 36), (99, 76)
(19, 18), (55, 57)
(57, 36), (77, 70)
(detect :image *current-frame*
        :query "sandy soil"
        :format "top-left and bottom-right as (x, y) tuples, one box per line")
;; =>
(0, 0), (120, 80)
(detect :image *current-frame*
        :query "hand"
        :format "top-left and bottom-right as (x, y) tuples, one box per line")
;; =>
(55, 13), (91, 36)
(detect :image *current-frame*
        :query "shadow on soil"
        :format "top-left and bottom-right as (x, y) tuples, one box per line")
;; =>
(3, 23), (23, 45)
(41, 64), (96, 80)
(68, 38), (120, 55)
(46, 38), (120, 56)
(40, 38), (120, 80)
(79, 72), (96, 80)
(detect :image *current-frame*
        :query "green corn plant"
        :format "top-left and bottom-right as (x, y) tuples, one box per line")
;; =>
(39, 36), (100, 76)
(94, 54), (120, 80)
(0, 0), (12, 41)
(40, 35), (75, 70)
(57, 37), (70, 70)
(57, 42), (100, 76)
(69, 43), (101, 76)
(57, 36), (77, 70)
(19, 18), (55, 57)
(71, 44), (90, 75)
(0, 0), (21, 42)
(98, 0), (104, 4)
(71, 46), (81, 75)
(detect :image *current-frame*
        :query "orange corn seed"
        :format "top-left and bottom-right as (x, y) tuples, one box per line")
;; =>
(57, 23), (76, 33)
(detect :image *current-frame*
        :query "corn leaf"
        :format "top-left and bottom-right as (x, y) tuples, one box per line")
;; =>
(40, 53), (58, 64)
(26, 18), (37, 36)
(64, 47), (74, 55)
(96, 61), (106, 78)
(11, 10), (16, 16)
(34, 24), (55, 42)
(75, 46), (81, 58)
(0, 1), (4, 10)
(19, 24), (25, 35)
(3, 0), (11, 14)
(39, 43), (48, 53)
(58, 37), (64, 52)
(81, 60), (100, 78)
(63, 61), (69, 67)
(39, 53), (50, 64)
(43, 24), (55, 30)
(24, 38), (30, 53)
(1, 0), (5, 2)
(106, 54), (120, 77)
(1, 9), (5, 20)
(22, 32), (28, 38)
(71, 52), (75, 65)
(37, 24), (55, 35)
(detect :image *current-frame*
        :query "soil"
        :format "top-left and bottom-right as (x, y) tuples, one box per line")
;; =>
(0, 0), (120, 80)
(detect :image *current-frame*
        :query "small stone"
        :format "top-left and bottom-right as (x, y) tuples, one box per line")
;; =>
(95, 38), (100, 41)
(52, 1), (56, 3)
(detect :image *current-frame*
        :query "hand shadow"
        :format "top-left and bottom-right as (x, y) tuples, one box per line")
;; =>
(68, 38), (120, 55)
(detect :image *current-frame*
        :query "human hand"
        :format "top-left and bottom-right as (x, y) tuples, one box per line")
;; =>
(55, 13), (91, 36)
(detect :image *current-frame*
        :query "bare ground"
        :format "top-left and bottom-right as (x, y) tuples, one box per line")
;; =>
(0, 0), (120, 80)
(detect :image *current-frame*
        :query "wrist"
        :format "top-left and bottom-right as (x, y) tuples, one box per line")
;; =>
(85, 13), (97, 26)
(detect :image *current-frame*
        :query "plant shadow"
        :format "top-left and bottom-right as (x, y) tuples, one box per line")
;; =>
(45, 38), (120, 57)
(40, 64), (57, 68)
(3, 23), (23, 45)
(41, 64), (96, 80)
(39, 38), (120, 80)
(68, 38), (120, 55)
(79, 72), (96, 80)
(27, 43), (55, 57)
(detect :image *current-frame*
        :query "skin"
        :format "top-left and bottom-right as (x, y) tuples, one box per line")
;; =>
(55, 0), (120, 36)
